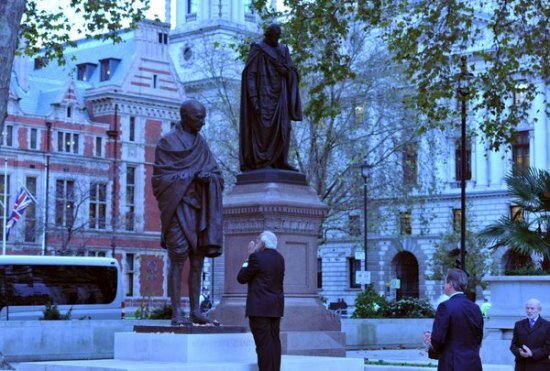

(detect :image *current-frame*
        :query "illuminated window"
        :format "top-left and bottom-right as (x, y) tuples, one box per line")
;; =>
(56, 131), (79, 154)
(399, 211), (412, 235)
(510, 205), (524, 222)
(1, 125), (13, 147)
(55, 179), (75, 227)
(512, 131), (529, 173)
(89, 182), (107, 230)
(99, 58), (121, 81)
(452, 208), (462, 232)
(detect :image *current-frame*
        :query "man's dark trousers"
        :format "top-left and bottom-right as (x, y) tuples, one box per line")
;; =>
(249, 316), (281, 371)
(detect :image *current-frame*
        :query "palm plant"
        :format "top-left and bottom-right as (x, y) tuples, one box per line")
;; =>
(479, 167), (550, 270)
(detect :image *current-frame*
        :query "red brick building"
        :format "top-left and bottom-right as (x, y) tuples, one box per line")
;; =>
(2, 20), (185, 310)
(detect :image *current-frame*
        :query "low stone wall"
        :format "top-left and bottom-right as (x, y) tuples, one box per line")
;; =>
(342, 318), (433, 349)
(0, 319), (169, 362)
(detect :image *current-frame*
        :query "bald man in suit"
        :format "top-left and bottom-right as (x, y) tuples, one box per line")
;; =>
(510, 298), (550, 371)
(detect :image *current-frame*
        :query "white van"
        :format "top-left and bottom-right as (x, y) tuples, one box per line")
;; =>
(0, 255), (124, 320)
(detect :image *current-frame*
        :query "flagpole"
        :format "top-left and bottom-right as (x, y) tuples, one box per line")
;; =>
(2, 159), (8, 255)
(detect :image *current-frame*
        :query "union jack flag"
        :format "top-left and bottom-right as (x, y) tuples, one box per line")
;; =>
(5, 187), (34, 239)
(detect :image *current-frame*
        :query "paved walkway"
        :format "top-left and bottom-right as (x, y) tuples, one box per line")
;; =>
(347, 349), (514, 370)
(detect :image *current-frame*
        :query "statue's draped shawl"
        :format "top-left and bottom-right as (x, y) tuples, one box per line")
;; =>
(152, 126), (223, 257)
(239, 41), (302, 171)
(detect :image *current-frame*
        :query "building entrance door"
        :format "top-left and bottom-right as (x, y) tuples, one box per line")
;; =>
(392, 251), (419, 300)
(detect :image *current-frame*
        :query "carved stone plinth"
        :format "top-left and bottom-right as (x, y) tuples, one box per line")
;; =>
(211, 170), (344, 356)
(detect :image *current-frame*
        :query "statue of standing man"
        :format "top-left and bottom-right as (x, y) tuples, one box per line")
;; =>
(152, 99), (223, 326)
(239, 23), (303, 172)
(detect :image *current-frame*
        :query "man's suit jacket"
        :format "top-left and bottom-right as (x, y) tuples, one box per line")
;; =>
(510, 316), (550, 371)
(237, 248), (285, 317)
(429, 293), (484, 371)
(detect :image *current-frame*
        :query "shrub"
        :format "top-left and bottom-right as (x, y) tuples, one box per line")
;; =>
(352, 284), (387, 318)
(505, 268), (550, 276)
(383, 297), (435, 318)
(40, 302), (72, 320)
(149, 304), (174, 319)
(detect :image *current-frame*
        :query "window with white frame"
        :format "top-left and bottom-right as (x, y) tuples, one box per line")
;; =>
(0, 175), (10, 237)
(55, 179), (75, 227)
(24, 176), (37, 242)
(89, 182), (107, 230)
(29, 128), (38, 150)
(95, 137), (103, 157)
(125, 253), (135, 296)
(56, 131), (79, 154)
(129, 116), (136, 142)
(1, 125), (13, 147)
(125, 166), (136, 231)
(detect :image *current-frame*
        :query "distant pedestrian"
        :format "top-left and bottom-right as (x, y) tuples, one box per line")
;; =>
(480, 297), (492, 317)
(424, 268), (483, 371)
(510, 298), (550, 371)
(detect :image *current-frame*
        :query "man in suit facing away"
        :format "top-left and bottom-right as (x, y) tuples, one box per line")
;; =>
(237, 231), (285, 371)
(510, 298), (550, 371)
(424, 268), (483, 371)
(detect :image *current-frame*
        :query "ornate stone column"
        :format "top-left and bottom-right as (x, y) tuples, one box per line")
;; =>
(211, 169), (344, 356)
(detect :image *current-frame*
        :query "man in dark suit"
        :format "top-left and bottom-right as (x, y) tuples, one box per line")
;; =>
(510, 298), (550, 371)
(424, 268), (483, 371)
(237, 231), (285, 371)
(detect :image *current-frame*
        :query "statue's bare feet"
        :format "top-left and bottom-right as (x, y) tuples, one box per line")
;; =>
(171, 316), (192, 327)
(190, 311), (218, 325)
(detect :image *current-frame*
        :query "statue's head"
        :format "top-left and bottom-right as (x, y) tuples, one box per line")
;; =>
(180, 99), (206, 133)
(264, 23), (282, 47)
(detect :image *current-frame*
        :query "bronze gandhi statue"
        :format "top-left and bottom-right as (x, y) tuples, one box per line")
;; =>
(239, 23), (303, 172)
(152, 99), (223, 326)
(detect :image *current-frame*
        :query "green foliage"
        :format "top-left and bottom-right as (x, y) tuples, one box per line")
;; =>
(40, 302), (72, 320)
(479, 167), (550, 263)
(148, 304), (173, 320)
(430, 231), (496, 293)
(352, 285), (435, 318)
(383, 297), (435, 318)
(19, 0), (150, 66)
(251, 0), (548, 149)
(504, 268), (550, 276)
(352, 284), (387, 318)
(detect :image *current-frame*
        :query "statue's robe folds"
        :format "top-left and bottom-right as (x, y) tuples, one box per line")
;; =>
(239, 41), (302, 171)
(152, 126), (223, 258)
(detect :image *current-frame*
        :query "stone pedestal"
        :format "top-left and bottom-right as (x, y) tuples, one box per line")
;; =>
(19, 329), (363, 371)
(211, 170), (344, 356)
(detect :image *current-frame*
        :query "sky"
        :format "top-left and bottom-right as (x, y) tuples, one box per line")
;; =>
(36, 0), (285, 38)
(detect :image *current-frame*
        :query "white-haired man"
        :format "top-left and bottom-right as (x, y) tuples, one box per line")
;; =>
(237, 231), (285, 371)
(510, 298), (550, 371)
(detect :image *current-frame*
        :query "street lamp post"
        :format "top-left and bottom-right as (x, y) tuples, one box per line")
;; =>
(457, 56), (473, 271)
(361, 161), (370, 287)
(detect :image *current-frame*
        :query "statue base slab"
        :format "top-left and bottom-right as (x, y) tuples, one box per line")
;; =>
(18, 332), (363, 371)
